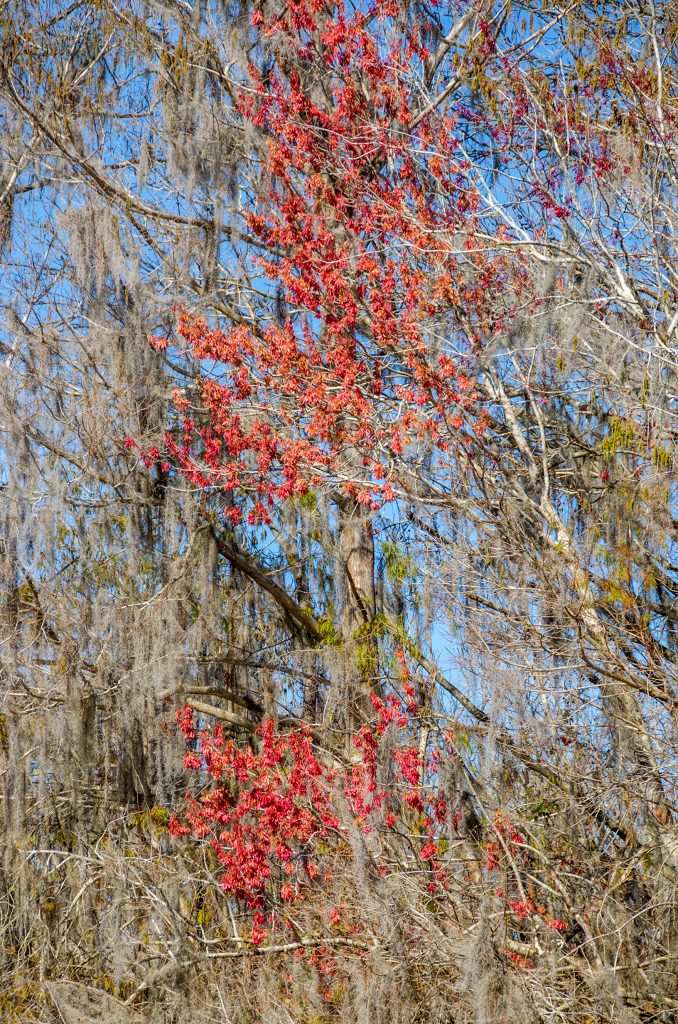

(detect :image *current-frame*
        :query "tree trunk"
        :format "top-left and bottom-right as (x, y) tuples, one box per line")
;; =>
(337, 499), (376, 726)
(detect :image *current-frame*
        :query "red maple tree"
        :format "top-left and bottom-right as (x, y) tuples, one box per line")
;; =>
(137, 0), (676, 1015)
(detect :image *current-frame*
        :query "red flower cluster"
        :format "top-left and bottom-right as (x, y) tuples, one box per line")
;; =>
(154, 0), (505, 519)
(170, 695), (458, 943)
(170, 716), (339, 908)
